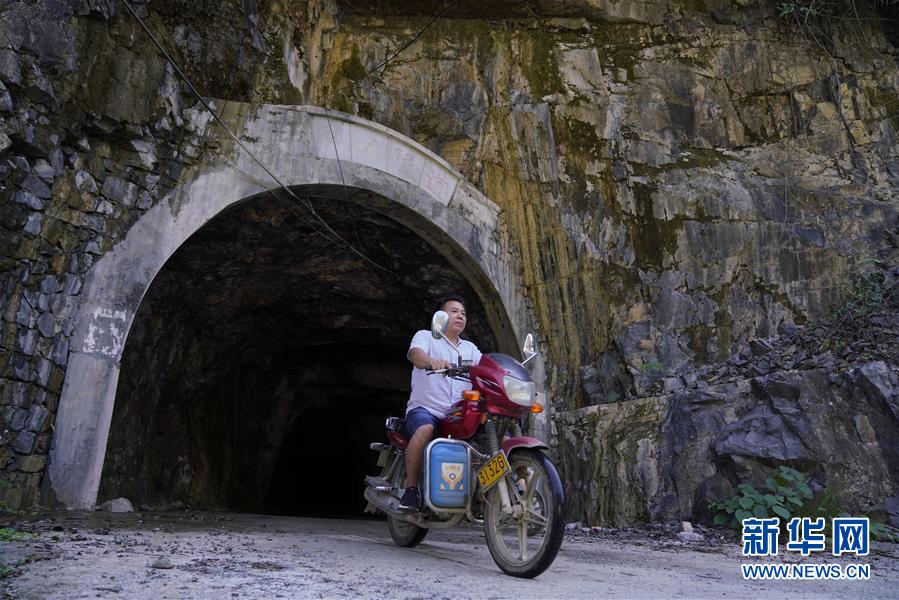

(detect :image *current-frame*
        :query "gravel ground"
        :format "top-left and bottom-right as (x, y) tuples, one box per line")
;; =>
(1, 511), (897, 599)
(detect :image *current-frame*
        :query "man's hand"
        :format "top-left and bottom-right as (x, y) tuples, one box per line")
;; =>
(409, 348), (453, 371)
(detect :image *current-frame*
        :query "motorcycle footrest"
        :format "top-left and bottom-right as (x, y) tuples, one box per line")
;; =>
(365, 475), (395, 493)
(370, 442), (390, 451)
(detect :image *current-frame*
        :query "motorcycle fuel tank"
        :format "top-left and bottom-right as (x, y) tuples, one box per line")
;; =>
(424, 438), (471, 512)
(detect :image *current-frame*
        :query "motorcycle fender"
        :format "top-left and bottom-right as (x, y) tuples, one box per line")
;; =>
(501, 436), (548, 455)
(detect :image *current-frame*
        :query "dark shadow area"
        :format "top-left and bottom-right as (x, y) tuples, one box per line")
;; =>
(99, 189), (498, 517)
(263, 406), (370, 517)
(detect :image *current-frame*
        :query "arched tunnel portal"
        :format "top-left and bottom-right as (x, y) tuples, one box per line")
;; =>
(47, 105), (542, 511)
(98, 188), (498, 516)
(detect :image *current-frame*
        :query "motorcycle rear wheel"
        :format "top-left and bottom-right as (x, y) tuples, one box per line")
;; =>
(388, 515), (428, 547)
(483, 449), (565, 578)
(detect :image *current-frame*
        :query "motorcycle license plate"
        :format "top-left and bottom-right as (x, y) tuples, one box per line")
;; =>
(477, 452), (510, 490)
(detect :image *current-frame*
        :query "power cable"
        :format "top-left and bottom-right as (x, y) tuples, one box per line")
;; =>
(354, 1), (463, 81)
(315, 1), (463, 216)
(121, 0), (394, 274)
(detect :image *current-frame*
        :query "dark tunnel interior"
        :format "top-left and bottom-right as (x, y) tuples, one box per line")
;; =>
(99, 188), (498, 516)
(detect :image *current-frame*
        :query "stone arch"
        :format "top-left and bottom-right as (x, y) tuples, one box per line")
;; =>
(48, 105), (542, 509)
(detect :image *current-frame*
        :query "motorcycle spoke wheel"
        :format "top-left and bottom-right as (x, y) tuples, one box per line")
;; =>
(490, 476), (547, 561)
(483, 450), (565, 578)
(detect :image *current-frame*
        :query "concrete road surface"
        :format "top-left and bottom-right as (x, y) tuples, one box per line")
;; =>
(1, 511), (897, 599)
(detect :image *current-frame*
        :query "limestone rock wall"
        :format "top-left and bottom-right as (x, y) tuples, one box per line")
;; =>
(1, 0), (898, 518)
(557, 360), (899, 525)
(302, 2), (899, 408)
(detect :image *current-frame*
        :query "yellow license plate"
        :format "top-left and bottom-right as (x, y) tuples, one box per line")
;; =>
(477, 452), (510, 490)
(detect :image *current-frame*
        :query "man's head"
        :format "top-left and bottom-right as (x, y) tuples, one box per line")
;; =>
(436, 295), (467, 339)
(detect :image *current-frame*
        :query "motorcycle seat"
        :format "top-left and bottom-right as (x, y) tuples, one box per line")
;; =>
(386, 416), (408, 449)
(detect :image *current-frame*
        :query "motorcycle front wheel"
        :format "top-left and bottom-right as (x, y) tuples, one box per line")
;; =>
(483, 449), (565, 578)
(388, 515), (428, 547)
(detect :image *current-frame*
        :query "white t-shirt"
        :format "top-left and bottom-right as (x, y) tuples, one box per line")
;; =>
(407, 330), (482, 418)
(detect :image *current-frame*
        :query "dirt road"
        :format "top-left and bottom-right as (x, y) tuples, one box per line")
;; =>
(2, 511), (897, 599)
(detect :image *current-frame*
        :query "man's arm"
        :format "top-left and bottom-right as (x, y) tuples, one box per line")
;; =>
(408, 347), (452, 371)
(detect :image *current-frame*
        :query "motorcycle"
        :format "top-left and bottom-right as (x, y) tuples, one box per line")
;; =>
(363, 310), (565, 578)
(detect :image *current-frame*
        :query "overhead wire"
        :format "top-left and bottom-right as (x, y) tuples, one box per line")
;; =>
(122, 0), (374, 270)
(318, 0), (464, 210)
(355, 1), (463, 81)
(123, 0), (898, 258)
(123, 0), (465, 275)
(121, 0), (399, 274)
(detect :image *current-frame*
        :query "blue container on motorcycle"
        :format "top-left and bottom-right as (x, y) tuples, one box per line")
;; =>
(424, 439), (470, 511)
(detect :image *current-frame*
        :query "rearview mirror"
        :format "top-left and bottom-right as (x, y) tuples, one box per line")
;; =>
(522, 333), (537, 364)
(431, 310), (449, 340)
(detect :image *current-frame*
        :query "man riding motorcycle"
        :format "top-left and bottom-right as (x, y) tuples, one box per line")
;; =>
(364, 298), (565, 577)
(398, 295), (481, 511)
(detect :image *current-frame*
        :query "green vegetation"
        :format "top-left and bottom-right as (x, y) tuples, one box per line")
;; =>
(830, 263), (897, 328)
(518, 32), (564, 99)
(709, 466), (813, 527)
(640, 360), (665, 375)
(0, 564), (18, 579)
(814, 263), (897, 361)
(629, 183), (682, 271)
(778, 0), (899, 18)
(709, 466), (899, 542)
(0, 528), (35, 542)
(871, 520), (899, 543)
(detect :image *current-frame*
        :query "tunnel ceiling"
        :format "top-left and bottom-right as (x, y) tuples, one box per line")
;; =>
(153, 190), (494, 355)
(99, 187), (497, 514)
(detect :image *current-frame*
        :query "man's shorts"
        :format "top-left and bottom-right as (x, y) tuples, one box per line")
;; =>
(403, 407), (440, 439)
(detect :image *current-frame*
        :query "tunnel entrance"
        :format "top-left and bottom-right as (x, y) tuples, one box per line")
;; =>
(98, 188), (497, 516)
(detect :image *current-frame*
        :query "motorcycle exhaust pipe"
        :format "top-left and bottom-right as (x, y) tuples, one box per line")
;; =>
(364, 486), (467, 530)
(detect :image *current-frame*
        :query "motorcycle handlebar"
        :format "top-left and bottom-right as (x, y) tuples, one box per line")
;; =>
(426, 366), (470, 377)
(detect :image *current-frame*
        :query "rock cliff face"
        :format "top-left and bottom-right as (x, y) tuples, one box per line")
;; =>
(1, 0), (897, 521)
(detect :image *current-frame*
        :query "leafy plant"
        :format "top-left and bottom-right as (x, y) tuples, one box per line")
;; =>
(831, 264), (897, 326)
(710, 467), (899, 544)
(0, 528), (35, 542)
(871, 520), (899, 543)
(709, 466), (814, 527)
(0, 564), (18, 579)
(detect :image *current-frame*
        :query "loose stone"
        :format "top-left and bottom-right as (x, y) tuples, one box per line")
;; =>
(150, 557), (174, 569)
(99, 498), (134, 513)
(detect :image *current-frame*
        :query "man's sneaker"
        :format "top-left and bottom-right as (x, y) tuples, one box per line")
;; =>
(397, 486), (422, 512)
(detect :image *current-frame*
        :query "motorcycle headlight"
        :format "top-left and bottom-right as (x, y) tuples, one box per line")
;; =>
(503, 375), (536, 407)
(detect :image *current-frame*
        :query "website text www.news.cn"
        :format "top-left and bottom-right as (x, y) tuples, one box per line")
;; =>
(740, 517), (871, 581)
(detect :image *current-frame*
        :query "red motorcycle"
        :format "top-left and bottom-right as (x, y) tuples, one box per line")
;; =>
(363, 311), (565, 578)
